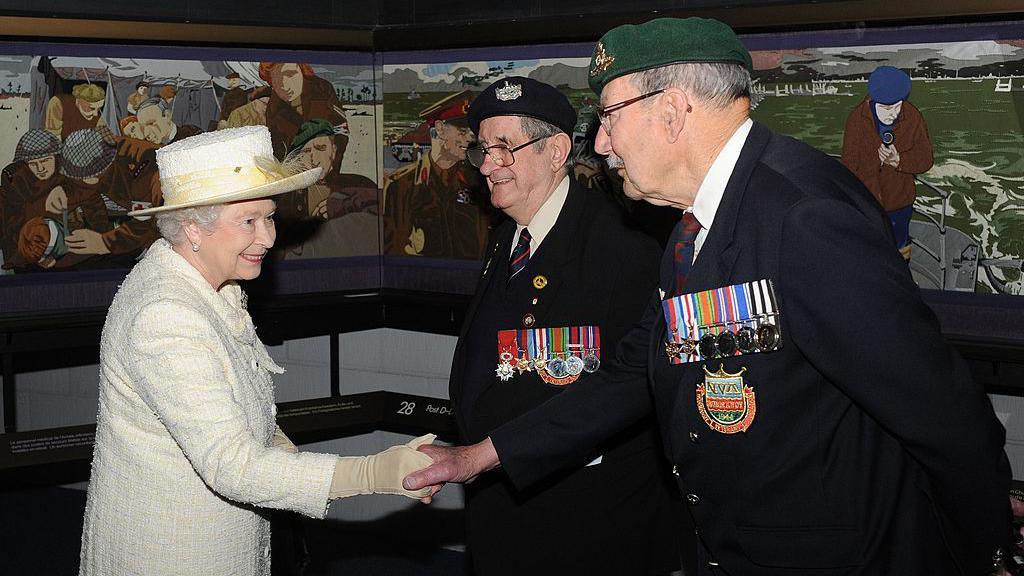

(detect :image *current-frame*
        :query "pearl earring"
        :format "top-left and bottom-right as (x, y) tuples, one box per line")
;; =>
(191, 243), (200, 252)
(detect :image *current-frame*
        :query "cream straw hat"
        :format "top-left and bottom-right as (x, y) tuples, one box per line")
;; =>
(128, 125), (321, 216)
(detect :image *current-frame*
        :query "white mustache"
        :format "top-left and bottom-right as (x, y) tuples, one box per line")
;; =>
(605, 153), (625, 170)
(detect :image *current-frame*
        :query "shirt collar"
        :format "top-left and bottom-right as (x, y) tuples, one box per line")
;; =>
(514, 175), (570, 254)
(690, 118), (753, 231)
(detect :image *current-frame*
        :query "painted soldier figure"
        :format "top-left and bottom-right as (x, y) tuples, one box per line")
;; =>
(45, 83), (107, 141)
(278, 119), (379, 258)
(57, 128), (162, 267)
(1, 130), (66, 270)
(384, 90), (493, 259)
(219, 72), (251, 123)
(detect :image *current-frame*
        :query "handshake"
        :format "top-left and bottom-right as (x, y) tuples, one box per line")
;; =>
(329, 434), (501, 503)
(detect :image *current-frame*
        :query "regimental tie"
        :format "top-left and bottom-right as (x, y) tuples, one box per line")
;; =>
(509, 227), (532, 281)
(672, 212), (703, 295)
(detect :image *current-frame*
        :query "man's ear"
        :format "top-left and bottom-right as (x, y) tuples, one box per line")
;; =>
(549, 132), (573, 171)
(661, 88), (691, 143)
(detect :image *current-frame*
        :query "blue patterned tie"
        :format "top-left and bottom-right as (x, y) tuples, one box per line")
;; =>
(508, 228), (532, 281)
(672, 212), (702, 295)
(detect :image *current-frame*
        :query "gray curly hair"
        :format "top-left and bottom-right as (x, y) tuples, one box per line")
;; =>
(155, 204), (224, 246)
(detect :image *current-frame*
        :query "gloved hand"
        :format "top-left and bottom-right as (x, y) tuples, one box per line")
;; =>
(330, 434), (436, 500)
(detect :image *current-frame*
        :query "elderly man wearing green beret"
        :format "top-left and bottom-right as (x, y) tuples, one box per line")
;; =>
(45, 83), (107, 141)
(406, 17), (1012, 576)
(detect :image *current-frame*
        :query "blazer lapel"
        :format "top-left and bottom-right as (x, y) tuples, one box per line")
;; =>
(450, 220), (515, 411)
(680, 122), (771, 294)
(527, 180), (586, 322)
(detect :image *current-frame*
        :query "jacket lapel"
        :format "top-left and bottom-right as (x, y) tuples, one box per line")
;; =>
(450, 220), (515, 411)
(526, 180), (586, 322)
(678, 122), (771, 294)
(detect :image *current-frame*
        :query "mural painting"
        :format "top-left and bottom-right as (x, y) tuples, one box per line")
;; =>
(0, 52), (380, 281)
(746, 33), (1024, 294)
(1, 22), (1023, 313)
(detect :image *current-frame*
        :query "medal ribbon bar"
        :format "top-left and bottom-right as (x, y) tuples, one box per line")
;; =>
(662, 279), (781, 365)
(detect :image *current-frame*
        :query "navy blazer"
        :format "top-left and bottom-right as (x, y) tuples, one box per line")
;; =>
(491, 122), (1010, 575)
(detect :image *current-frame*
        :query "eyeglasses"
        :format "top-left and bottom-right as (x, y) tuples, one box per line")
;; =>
(465, 136), (546, 168)
(597, 90), (664, 135)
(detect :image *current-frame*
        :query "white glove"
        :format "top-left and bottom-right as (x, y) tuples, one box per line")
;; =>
(330, 434), (435, 499)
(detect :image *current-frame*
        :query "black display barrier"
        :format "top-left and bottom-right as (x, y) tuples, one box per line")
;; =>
(0, 391), (456, 488)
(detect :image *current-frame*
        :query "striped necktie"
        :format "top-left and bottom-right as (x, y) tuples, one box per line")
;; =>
(672, 212), (702, 295)
(508, 227), (532, 281)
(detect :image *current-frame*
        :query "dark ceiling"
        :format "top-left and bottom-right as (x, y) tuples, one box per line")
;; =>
(0, 0), (1021, 50)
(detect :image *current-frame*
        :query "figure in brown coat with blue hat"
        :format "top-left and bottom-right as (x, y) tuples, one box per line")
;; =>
(842, 65), (934, 261)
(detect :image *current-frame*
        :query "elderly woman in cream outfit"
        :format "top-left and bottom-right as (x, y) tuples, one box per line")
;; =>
(79, 126), (434, 576)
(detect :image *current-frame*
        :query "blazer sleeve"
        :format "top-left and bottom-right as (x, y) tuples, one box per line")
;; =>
(779, 197), (1011, 573)
(491, 289), (660, 490)
(126, 299), (338, 519)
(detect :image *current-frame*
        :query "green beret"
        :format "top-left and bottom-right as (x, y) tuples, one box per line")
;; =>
(289, 119), (336, 153)
(71, 83), (106, 103)
(588, 17), (753, 94)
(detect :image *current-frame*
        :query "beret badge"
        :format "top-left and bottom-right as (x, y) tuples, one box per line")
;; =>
(495, 81), (523, 101)
(590, 42), (615, 77)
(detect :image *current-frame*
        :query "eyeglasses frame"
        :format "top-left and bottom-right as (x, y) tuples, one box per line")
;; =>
(464, 135), (548, 168)
(597, 89), (665, 134)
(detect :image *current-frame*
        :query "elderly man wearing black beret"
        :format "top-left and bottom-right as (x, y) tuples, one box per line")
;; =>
(408, 17), (1013, 576)
(436, 76), (682, 576)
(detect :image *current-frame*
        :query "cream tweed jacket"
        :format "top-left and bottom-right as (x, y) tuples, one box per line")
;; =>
(79, 239), (337, 576)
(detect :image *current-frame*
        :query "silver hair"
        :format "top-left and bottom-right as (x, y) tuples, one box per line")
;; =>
(519, 116), (574, 173)
(631, 62), (752, 111)
(155, 204), (224, 246)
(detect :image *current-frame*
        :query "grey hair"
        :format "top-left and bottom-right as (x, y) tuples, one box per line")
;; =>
(631, 62), (752, 111)
(519, 116), (573, 173)
(155, 204), (224, 246)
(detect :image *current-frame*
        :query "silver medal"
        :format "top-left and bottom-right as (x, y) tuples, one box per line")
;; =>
(566, 355), (584, 376)
(546, 357), (569, 379)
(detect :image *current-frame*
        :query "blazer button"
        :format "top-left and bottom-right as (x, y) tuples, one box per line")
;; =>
(671, 465), (680, 477)
(686, 493), (700, 506)
(251, 358), (259, 370)
(689, 431), (699, 443)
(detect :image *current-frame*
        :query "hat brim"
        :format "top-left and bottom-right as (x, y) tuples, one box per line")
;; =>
(128, 166), (322, 217)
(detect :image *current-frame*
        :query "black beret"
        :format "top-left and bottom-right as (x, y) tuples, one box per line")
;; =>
(468, 76), (576, 138)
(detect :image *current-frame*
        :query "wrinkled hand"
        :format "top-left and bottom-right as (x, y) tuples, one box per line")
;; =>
(44, 186), (67, 214)
(66, 229), (110, 255)
(402, 437), (500, 500)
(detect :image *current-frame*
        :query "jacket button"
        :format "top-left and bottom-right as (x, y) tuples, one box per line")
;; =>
(671, 465), (680, 477)
(686, 493), (700, 506)
(689, 431), (699, 443)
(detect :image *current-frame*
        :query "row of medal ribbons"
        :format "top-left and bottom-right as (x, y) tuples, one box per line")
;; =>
(663, 278), (782, 365)
(496, 326), (601, 382)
